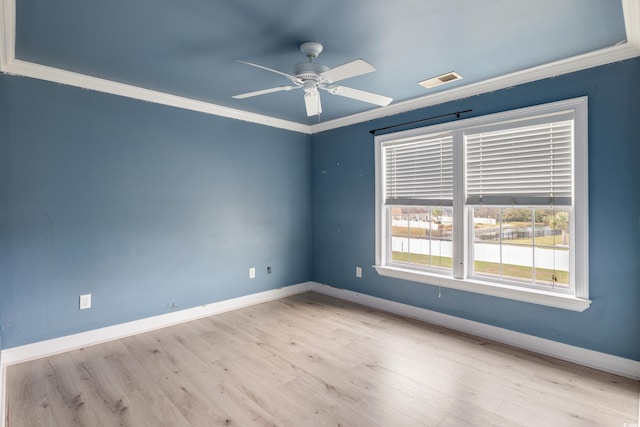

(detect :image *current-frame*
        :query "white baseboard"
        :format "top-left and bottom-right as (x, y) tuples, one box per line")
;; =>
(2, 280), (638, 427)
(0, 281), (313, 427)
(0, 282), (314, 366)
(310, 283), (640, 380)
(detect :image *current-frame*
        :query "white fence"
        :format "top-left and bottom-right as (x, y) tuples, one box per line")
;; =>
(392, 220), (439, 230)
(392, 217), (496, 230)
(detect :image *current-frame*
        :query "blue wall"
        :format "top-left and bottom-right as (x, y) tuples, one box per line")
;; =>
(0, 74), (312, 349)
(2, 58), (639, 361)
(311, 57), (640, 360)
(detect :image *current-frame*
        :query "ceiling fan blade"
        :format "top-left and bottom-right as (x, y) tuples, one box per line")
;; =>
(232, 85), (297, 99)
(304, 91), (322, 117)
(238, 60), (301, 83)
(321, 59), (376, 83)
(326, 85), (392, 106)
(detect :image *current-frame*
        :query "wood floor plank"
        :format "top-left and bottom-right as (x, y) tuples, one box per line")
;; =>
(7, 358), (57, 427)
(121, 331), (246, 426)
(68, 341), (191, 427)
(24, 353), (109, 426)
(6, 291), (640, 426)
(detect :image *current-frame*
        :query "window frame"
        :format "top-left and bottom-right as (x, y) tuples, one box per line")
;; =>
(374, 97), (590, 311)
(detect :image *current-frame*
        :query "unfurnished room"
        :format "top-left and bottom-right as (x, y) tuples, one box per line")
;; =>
(0, 0), (639, 426)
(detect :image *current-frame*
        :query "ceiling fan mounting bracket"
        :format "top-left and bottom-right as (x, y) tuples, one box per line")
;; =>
(300, 41), (324, 59)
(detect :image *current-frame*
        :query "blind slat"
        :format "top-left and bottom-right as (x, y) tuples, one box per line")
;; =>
(465, 119), (573, 206)
(383, 133), (453, 205)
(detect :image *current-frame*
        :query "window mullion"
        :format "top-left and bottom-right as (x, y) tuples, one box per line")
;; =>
(452, 129), (464, 279)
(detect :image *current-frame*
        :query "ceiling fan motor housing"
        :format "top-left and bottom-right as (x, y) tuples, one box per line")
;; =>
(294, 61), (330, 82)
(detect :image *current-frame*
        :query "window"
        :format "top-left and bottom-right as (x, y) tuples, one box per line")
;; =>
(384, 132), (454, 271)
(375, 97), (590, 311)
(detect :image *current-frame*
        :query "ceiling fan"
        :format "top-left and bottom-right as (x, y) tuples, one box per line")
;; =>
(233, 42), (393, 117)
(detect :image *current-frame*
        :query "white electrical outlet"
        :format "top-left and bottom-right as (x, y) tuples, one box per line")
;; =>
(249, 267), (256, 279)
(79, 294), (91, 310)
(355, 266), (362, 278)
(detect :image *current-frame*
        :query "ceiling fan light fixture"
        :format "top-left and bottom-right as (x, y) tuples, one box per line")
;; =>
(419, 71), (463, 89)
(303, 80), (319, 93)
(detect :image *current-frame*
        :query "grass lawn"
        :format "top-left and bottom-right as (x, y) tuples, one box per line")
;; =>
(391, 251), (569, 285)
(393, 227), (568, 249)
(474, 259), (569, 285)
(392, 226), (451, 237)
(392, 252), (452, 268)
(392, 226), (431, 237)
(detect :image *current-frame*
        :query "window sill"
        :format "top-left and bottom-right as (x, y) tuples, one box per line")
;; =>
(373, 265), (591, 312)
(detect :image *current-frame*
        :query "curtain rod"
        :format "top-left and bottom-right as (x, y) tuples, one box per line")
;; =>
(369, 109), (473, 135)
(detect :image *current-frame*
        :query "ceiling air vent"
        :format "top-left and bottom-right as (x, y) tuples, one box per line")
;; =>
(419, 71), (463, 89)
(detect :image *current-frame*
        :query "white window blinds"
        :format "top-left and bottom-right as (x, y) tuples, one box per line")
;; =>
(383, 132), (453, 206)
(465, 113), (573, 206)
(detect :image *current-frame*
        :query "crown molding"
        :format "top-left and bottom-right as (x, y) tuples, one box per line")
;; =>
(4, 59), (312, 134)
(309, 42), (640, 134)
(312, 1), (640, 134)
(0, 0), (14, 71)
(0, 0), (310, 134)
(623, 0), (640, 49)
(2, 0), (639, 135)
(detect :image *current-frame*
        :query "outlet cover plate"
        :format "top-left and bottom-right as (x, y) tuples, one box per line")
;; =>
(79, 294), (92, 310)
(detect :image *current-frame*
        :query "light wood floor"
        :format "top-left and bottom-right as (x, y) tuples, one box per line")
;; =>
(5, 292), (639, 426)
